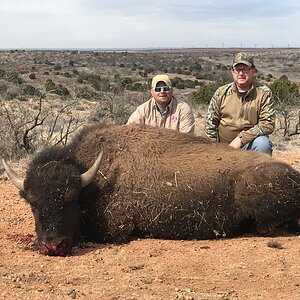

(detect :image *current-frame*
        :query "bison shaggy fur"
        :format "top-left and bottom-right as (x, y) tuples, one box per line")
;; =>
(7, 124), (300, 255)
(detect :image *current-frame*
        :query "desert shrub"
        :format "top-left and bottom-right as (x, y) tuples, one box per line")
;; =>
(45, 60), (54, 66)
(171, 77), (184, 88)
(139, 71), (148, 77)
(5, 91), (18, 101)
(176, 83), (185, 89)
(126, 82), (146, 92)
(55, 84), (70, 96)
(183, 79), (196, 88)
(76, 86), (99, 100)
(192, 82), (219, 105)
(269, 78), (299, 107)
(45, 79), (69, 96)
(269, 78), (300, 136)
(0, 97), (84, 159)
(53, 63), (62, 71)
(5, 71), (23, 84)
(182, 70), (192, 75)
(144, 66), (155, 74)
(195, 73), (205, 80)
(0, 69), (7, 78)
(45, 79), (56, 92)
(279, 74), (289, 81)
(84, 74), (110, 92)
(110, 83), (125, 95)
(77, 76), (84, 83)
(121, 77), (133, 86)
(22, 84), (40, 96)
(29, 73), (36, 80)
(90, 93), (141, 125)
(63, 72), (72, 78)
(0, 82), (8, 94)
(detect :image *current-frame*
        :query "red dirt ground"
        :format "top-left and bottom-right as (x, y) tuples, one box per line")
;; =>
(0, 150), (299, 300)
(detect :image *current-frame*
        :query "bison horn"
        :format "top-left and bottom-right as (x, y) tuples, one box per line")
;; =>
(80, 152), (103, 188)
(2, 158), (25, 191)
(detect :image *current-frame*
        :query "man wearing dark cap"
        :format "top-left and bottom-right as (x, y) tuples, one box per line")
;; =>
(127, 74), (195, 134)
(205, 52), (275, 155)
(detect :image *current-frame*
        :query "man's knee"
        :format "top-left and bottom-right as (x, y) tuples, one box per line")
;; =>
(244, 136), (273, 156)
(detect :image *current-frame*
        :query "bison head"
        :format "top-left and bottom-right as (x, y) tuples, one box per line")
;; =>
(2, 152), (103, 256)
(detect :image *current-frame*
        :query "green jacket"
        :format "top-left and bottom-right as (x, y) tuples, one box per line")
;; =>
(205, 82), (275, 145)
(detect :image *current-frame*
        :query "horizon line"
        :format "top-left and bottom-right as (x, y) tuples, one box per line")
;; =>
(1, 46), (300, 52)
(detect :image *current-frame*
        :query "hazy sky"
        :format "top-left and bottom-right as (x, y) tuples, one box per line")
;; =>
(1, 0), (299, 49)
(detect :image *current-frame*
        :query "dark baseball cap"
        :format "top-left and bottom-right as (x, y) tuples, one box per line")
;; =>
(232, 52), (254, 67)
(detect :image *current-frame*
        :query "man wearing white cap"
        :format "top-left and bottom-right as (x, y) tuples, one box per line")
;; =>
(127, 74), (195, 134)
(205, 52), (275, 155)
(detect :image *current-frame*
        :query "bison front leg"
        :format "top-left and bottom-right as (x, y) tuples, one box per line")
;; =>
(104, 201), (137, 243)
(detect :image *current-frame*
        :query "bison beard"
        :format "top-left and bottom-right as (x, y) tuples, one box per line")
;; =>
(3, 123), (300, 256)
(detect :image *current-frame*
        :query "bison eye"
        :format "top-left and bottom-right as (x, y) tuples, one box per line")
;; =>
(20, 190), (39, 206)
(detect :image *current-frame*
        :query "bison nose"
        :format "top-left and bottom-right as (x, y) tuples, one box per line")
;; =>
(39, 237), (71, 256)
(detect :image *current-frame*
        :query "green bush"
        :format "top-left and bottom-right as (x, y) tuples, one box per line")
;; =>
(53, 63), (62, 71)
(126, 82), (146, 92)
(76, 86), (98, 100)
(6, 71), (23, 84)
(171, 77), (184, 88)
(121, 77), (133, 86)
(84, 74), (110, 91)
(0, 69), (6, 78)
(45, 79), (56, 92)
(22, 84), (40, 96)
(183, 79), (196, 88)
(268, 78), (299, 107)
(0, 83), (7, 93)
(45, 79), (69, 96)
(192, 82), (219, 105)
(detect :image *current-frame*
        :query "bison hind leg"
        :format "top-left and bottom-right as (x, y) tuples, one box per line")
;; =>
(255, 219), (300, 237)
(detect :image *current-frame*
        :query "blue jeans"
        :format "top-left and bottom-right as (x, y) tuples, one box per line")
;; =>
(242, 136), (273, 156)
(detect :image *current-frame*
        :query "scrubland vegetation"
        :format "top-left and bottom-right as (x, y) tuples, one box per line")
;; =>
(0, 48), (299, 160)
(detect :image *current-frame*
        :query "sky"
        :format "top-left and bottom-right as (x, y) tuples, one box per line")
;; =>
(0, 0), (300, 49)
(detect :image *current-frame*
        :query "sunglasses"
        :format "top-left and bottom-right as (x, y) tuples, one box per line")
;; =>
(154, 85), (171, 92)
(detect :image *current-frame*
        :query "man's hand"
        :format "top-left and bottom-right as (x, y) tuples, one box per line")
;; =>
(229, 136), (243, 149)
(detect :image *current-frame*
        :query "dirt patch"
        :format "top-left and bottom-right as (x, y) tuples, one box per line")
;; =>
(0, 152), (299, 300)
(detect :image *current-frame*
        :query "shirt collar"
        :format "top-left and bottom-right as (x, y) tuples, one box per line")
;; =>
(233, 82), (255, 98)
(151, 96), (176, 111)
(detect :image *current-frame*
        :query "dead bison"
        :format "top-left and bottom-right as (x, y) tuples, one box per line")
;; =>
(3, 124), (300, 256)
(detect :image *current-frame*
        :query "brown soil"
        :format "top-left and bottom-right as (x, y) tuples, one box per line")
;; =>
(0, 151), (299, 300)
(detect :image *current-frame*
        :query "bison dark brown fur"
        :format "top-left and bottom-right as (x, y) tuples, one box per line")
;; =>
(4, 124), (300, 256)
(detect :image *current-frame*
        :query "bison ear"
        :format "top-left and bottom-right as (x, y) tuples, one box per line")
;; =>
(80, 152), (103, 188)
(2, 158), (25, 191)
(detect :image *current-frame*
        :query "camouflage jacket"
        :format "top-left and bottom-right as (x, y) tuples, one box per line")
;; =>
(205, 82), (275, 145)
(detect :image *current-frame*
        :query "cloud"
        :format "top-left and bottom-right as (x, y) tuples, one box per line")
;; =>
(0, 0), (299, 48)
